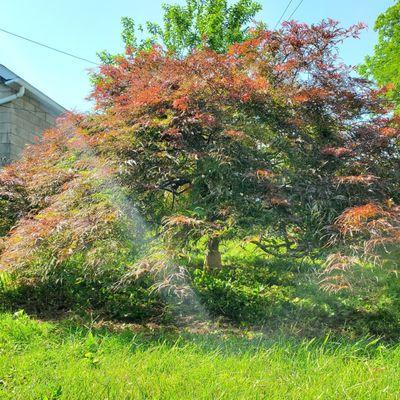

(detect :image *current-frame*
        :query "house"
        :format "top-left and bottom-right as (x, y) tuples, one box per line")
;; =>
(0, 64), (66, 166)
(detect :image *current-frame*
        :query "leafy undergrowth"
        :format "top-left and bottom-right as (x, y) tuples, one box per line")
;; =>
(0, 312), (399, 399)
(2, 241), (400, 339)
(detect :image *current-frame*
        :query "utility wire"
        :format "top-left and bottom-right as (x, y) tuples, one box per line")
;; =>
(274, 0), (295, 29)
(0, 27), (99, 66)
(286, 0), (305, 21)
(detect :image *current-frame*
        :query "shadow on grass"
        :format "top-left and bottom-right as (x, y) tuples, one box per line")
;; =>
(19, 310), (391, 360)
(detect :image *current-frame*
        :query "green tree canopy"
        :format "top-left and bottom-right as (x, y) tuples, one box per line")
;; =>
(99, 0), (261, 62)
(360, 1), (400, 110)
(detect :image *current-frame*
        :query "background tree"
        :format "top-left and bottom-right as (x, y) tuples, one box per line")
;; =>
(360, 1), (400, 111)
(98, 0), (262, 62)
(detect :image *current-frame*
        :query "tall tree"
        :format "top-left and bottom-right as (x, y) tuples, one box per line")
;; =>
(360, 1), (400, 111)
(99, 0), (261, 62)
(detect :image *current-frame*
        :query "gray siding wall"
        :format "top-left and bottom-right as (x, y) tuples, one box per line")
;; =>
(0, 82), (57, 166)
(0, 84), (13, 166)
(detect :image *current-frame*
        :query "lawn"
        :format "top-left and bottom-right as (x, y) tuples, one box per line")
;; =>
(0, 312), (399, 399)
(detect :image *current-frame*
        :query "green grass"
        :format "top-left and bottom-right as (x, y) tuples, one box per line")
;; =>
(0, 312), (399, 399)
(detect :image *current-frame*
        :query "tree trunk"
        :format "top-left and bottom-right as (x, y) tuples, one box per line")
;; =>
(204, 236), (222, 271)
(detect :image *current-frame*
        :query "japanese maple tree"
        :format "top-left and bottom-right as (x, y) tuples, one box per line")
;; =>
(1, 20), (398, 277)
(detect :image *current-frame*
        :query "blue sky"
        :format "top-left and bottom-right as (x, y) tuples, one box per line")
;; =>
(0, 0), (394, 112)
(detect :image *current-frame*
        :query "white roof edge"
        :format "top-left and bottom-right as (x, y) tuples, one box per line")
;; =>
(7, 77), (67, 115)
(0, 64), (67, 116)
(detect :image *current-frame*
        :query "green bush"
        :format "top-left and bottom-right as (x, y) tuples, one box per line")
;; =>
(190, 243), (299, 323)
(1, 275), (166, 322)
(0, 257), (168, 322)
(186, 242), (400, 338)
(192, 266), (295, 322)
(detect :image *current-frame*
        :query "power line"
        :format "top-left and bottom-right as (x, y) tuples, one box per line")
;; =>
(274, 0), (295, 29)
(286, 0), (305, 21)
(0, 27), (99, 66)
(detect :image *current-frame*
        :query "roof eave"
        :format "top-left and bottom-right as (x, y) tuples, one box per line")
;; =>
(6, 77), (67, 116)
